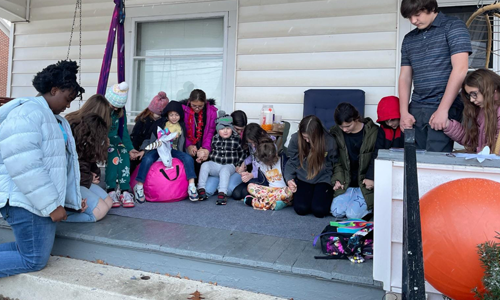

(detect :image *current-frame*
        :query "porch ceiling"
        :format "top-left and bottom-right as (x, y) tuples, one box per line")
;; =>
(0, 0), (28, 22)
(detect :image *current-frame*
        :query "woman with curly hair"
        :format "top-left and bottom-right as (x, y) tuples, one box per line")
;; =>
(66, 113), (113, 222)
(0, 60), (85, 277)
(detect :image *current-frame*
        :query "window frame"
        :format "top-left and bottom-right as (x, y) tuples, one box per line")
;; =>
(124, 1), (237, 119)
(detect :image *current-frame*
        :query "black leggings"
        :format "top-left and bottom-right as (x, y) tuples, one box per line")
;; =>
(232, 176), (270, 200)
(232, 182), (249, 200)
(293, 179), (334, 218)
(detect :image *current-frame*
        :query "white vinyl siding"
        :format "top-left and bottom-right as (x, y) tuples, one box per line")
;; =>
(8, 0), (399, 121)
(9, 0), (236, 115)
(235, 0), (399, 122)
(9, 0), (116, 111)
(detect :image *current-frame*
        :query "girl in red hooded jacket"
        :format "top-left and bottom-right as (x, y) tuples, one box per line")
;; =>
(375, 96), (405, 150)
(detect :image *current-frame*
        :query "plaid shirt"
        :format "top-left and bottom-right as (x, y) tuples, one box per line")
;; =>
(209, 132), (246, 166)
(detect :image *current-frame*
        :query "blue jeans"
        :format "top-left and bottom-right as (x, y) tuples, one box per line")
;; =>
(0, 204), (57, 278)
(205, 172), (242, 197)
(65, 184), (108, 223)
(136, 149), (197, 183)
(330, 187), (371, 219)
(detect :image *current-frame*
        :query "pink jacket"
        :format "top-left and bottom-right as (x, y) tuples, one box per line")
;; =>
(183, 102), (218, 152)
(444, 106), (500, 152)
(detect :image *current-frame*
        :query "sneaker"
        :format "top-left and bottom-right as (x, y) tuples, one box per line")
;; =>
(133, 184), (146, 204)
(120, 191), (135, 208)
(109, 191), (121, 208)
(198, 188), (208, 201)
(188, 185), (198, 202)
(216, 192), (227, 205)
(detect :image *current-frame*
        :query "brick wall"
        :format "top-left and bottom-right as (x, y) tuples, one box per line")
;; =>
(0, 30), (9, 97)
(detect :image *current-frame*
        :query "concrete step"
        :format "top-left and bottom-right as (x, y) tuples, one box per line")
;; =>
(0, 257), (285, 300)
(0, 215), (385, 300)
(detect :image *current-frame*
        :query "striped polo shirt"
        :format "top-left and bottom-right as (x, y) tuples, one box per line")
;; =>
(401, 12), (472, 106)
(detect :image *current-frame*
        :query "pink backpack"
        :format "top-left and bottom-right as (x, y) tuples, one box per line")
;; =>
(130, 158), (188, 202)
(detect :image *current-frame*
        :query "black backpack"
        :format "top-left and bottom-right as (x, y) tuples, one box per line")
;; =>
(313, 224), (373, 262)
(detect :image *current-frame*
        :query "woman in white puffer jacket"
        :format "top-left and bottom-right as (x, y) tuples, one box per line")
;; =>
(0, 60), (85, 278)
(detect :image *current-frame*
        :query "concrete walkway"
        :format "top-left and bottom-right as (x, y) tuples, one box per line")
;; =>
(0, 257), (286, 300)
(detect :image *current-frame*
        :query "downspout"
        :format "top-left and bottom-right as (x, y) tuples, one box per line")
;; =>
(7, 0), (29, 96)
(6, 22), (13, 97)
(25, 0), (30, 22)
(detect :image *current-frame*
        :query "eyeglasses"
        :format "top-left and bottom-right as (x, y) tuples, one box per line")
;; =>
(191, 104), (204, 110)
(465, 91), (478, 100)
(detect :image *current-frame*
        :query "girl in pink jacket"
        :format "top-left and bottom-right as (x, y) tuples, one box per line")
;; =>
(444, 69), (500, 154)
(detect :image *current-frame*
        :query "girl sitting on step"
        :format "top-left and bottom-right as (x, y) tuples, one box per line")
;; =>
(104, 82), (140, 208)
(244, 140), (292, 211)
(130, 91), (169, 172)
(66, 113), (113, 222)
(132, 100), (198, 202)
(231, 123), (275, 200)
(285, 115), (338, 218)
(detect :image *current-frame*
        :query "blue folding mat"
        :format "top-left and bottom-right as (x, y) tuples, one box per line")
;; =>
(303, 89), (365, 129)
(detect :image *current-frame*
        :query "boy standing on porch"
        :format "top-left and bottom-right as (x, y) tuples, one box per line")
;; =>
(398, 0), (471, 152)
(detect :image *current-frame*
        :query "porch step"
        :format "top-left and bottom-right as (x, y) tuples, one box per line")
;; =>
(0, 215), (385, 300)
(0, 256), (284, 300)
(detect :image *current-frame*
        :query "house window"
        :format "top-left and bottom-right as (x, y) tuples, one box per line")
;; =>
(440, 5), (493, 69)
(132, 17), (225, 114)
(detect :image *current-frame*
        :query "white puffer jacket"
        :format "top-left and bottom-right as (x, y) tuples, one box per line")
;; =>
(0, 96), (81, 217)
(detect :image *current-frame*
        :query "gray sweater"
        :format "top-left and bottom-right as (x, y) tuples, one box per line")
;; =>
(284, 131), (337, 185)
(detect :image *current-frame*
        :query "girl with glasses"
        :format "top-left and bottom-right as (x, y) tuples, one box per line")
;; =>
(443, 69), (500, 154)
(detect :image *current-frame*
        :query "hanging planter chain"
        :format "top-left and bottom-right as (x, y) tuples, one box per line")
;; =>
(67, 0), (83, 105)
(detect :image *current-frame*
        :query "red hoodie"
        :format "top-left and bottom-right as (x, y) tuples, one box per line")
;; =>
(376, 96), (403, 148)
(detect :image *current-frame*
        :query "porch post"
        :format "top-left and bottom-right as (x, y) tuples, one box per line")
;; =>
(402, 128), (426, 299)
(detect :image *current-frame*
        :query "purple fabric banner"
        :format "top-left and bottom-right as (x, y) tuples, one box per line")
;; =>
(97, 0), (125, 95)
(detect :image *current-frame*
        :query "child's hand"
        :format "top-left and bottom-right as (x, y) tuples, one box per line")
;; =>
(50, 206), (67, 222)
(287, 179), (297, 193)
(443, 119), (450, 130)
(137, 150), (145, 160)
(187, 145), (198, 157)
(429, 108), (448, 131)
(241, 172), (254, 183)
(91, 172), (100, 184)
(81, 198), (88, 213)
(129, 149), (140, 160)
(333, 180), (344, 191)
(236, 162), (246, 174)
(196, 148), (209, 162)
(362, 179), (374, 190)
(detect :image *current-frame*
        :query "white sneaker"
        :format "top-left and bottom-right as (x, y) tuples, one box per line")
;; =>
(120, 191), (135, 208)
(133, 184), (146, 203)
(188, 185), (198, 202)
(109, 191), (121, 208)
